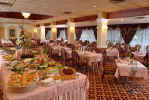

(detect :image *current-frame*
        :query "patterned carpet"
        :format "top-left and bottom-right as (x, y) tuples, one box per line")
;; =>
(78, 62), (149, 100)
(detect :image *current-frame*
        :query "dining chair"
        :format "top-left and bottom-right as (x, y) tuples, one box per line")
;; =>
(102, 61), (117, 81)
(72, 50), (79, 67)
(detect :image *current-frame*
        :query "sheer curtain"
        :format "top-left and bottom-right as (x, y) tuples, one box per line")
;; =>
(107, 28), (124, 43)
(80, 29), (96, 43)
(130, 27), (149, 52)
(58, 30), (67, 40)
(46, 30), (51, 40)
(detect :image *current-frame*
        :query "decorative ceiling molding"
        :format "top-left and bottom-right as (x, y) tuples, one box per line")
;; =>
(0, 12), (52, 20)
(36, 6), (149, 26)
(108, 7), (149, 18)
(73, 15), (98, 22)
(44, 23), (51, 26)
(56, 20), (68, 25)
(39, 15), (98, 26)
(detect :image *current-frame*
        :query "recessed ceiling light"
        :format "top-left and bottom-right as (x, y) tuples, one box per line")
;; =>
(110, 0), (126, 4)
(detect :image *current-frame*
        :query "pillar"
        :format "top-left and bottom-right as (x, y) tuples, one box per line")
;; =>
(51, 25), (57, 40)
(67, 21), (75, 43)
(40, 26), (46, 40)
(97, 12), (108, 48)
(4, 24), (9, 40)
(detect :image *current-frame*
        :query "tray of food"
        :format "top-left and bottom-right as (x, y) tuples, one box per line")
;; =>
(8, 72), (38, 93)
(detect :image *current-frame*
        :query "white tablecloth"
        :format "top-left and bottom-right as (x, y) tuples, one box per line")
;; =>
(77, 51), (102, 65)
(0, 50), (89, 100)
(2, 67), (89, 100)
(115, 59), (148, 80)
(106, 48), (119, 57)
(132, 51), (145, 58)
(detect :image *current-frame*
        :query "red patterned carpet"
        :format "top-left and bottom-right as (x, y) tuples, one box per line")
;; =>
(79, 62), (149, 100)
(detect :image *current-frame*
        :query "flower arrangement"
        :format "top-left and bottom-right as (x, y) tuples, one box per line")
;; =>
(16, 26), (25, 49)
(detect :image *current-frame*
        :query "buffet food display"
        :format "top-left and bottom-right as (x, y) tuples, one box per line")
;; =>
(3, 48), (77, 93)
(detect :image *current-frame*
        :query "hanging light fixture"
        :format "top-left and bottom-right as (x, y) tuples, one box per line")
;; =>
(22, 12), (31, 19)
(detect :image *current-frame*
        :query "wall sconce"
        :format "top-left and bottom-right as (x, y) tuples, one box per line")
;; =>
(101, 19), (108, 32)
(102, 24), (108, 32)
(70, 26), (75, 33)
(34, 28), (38, 33)
(52, 27), (57, 33)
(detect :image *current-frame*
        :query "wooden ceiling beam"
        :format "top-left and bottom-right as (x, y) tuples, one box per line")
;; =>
(56, 20), (67, 25)
(73, 15), (98, 22)
(108, 7), (149, 19)
(0, 11), (52, 20)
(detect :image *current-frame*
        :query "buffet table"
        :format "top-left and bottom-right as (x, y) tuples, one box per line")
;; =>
(2, 66), (89, 100)
(115, 58), (148, 80)
(0, 49), (89, 100)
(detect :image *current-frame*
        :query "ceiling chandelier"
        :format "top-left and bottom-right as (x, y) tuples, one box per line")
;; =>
(22, 12), (31, 19)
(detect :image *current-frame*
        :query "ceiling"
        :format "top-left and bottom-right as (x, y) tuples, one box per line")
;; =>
(1, 0), (149, 24)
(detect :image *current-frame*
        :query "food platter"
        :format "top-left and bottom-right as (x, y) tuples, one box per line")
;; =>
(8, 72), (38, 93)
(59, 67), (76, 80)
(4, 47), (78, 92)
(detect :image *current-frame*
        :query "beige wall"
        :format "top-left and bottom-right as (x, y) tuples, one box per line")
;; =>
(0, 26), (4, 39)
(0, 23), (41, 40)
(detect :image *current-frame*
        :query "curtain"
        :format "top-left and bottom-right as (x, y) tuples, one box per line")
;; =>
(107, 28), (124, 43)
(75, 28), (82, 41)
(58, 30), (67, 40)
(80, 29), (96, 43)
(130, 27), (149, 52)
(45, 28), (51, 40)
(57, 28), (67, 40)
(93, 27), (97, 40)
(120, 26), (137, 44)
(46, 30), (51, 40)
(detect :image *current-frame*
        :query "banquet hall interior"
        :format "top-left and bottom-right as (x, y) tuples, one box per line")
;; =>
(1, 0), (149, 100)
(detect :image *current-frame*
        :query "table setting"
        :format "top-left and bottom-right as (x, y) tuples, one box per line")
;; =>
(106, 47), (119, 57)
(77, 50), (102, 66)
(115, 57), (148, 80)
(132, 51), (145, 59)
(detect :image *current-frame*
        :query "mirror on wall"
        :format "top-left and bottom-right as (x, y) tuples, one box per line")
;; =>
(9, 29), (15, 37)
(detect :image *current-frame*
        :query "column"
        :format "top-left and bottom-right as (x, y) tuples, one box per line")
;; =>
(51, 25), (57, 40)
(97, 12), (108, 48)
(33, 27), (38, 38)
(4, 24), (9, 40)
(40, 26), (46, 40)
(67, 21), (75, 43)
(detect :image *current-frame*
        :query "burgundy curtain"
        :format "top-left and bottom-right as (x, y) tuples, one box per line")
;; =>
(120, 25), (137, 44)
(92, 26), (97, 40)
(45, 28), (51, 40)
(75, 27), (82, 41)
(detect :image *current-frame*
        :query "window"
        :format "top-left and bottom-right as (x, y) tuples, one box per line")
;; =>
(80, 29), (96, 43)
